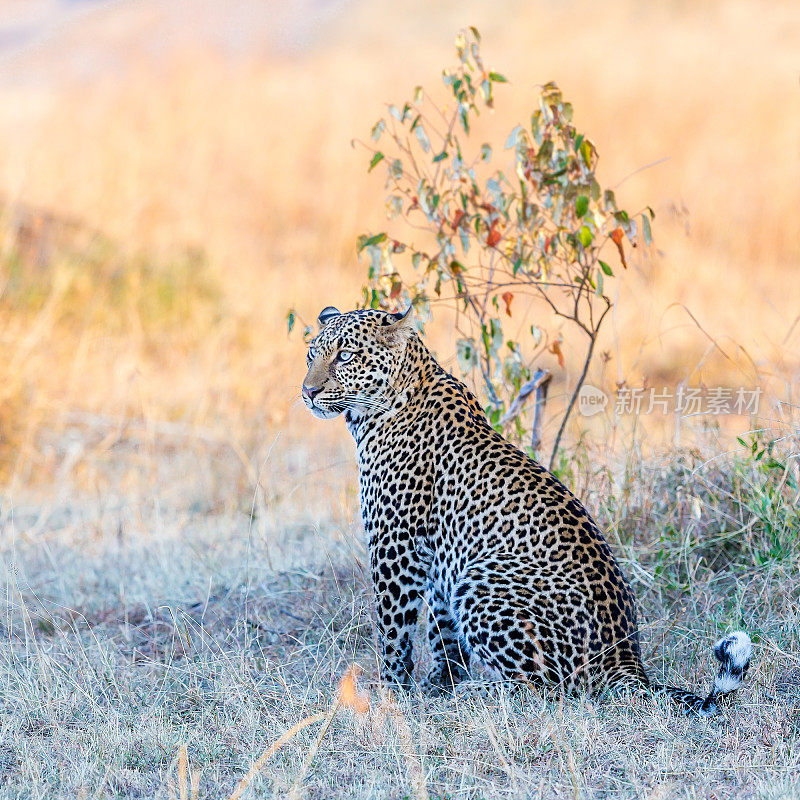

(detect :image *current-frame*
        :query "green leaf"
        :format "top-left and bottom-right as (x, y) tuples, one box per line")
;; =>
(469, 26), (481, 42)
(286, 309), (296, 334)
(413, 86), (423, 105)
(432, 150), (447, 163)
(599, 259), (613, 276)
(459, 105), (470, 133)
(603, 189), (617, 211)
(578, 225), (593, 247)
(370, 119), (385, 141)
(415, 125), (431, 152)
(641, 213), (652, 245)
(456, 337), (479, 373)
(357, 232), (387, 253)
(575, 195), (589, 218)
(530, 110), (543, 145)
(489, 71), (508, 83)
(579, 139), (593, 168)
(504, 125), (523, 150)
(386, 196), (403, 219)
(368, 152), (384, 172)
(480, 143), (492, 162)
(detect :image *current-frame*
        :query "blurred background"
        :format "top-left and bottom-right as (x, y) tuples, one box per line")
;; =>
(0, 0), (798, 504)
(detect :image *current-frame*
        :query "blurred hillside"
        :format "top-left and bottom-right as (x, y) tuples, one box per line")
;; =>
(0, 0), (798, 490)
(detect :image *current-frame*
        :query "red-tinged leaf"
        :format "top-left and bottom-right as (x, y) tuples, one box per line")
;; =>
(610, 227), (627, 268)
(501, 291), (514, 317)
(452, 209), (466, 229)
(339, 665), (370, 714)
(390, 280), (402, 299)
(549, 340), (565, 369)
(487, 222), (502, 247)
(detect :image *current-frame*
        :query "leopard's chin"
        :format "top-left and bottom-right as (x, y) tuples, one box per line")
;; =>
(306, 403), (342, 420)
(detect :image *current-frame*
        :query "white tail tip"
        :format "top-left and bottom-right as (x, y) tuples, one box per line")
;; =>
(713, 631), (752, 695)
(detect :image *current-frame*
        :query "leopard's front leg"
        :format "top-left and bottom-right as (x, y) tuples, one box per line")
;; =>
(421, 585), (470, 693)
(369, 528), (426, 688)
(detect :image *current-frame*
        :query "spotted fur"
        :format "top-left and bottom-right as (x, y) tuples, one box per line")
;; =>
(302, 307), (752, 714)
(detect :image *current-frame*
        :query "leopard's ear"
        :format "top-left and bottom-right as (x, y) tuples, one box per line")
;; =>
(317, 306), (341, 329)
(378, 305), (414, 345)
(381, 305), (413, 328)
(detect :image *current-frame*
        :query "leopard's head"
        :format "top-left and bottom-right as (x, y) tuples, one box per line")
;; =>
(301, 306), (416, 419)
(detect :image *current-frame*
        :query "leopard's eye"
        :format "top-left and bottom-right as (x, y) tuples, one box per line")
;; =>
(337, 350), (356, 364)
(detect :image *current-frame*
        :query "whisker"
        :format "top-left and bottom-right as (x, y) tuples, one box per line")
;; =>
(339, 394), (394, 413)
(345, 395), (392, 410)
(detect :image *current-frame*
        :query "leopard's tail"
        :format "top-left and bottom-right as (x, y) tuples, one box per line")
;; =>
(651, 631), (753, 716)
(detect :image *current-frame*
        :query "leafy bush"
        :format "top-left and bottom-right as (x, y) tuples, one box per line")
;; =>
(354, 28), (653, 466)
(604, 429), (800, 592)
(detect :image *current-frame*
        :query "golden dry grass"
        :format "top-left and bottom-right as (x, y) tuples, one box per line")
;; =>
(0, 0), (798, 483)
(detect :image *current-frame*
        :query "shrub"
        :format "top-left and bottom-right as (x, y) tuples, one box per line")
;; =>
(354, 28), (653, 467)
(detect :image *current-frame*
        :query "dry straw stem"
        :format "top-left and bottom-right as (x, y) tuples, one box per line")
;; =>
(482, 711), (520, 797)
(225, 711), (328, 800)
(191, 770), (202, 799)
(286, 696), (342, 800)
(178, 744), (188, 800)
(552, 725), (582, 800)
(380, 688), (430, 800)
(227, 665), (363, 800)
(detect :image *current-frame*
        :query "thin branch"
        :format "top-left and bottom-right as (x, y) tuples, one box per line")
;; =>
(548, 301), (611, 470)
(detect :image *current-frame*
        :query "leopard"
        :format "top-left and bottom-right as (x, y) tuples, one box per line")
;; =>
(301, 305), (753, 715)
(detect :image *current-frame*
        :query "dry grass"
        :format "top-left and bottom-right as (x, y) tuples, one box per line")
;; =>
(1, 432), (799, 799)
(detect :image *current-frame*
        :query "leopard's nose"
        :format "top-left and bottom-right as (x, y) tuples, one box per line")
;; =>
(302, 384), (322, 402)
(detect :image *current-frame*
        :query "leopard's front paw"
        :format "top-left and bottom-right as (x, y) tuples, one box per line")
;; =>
(379, 664), (415, 693)
(419, 662), (469, 696)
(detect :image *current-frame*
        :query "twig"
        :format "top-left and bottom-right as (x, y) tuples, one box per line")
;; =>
(548, 301), (611, 471)
(499, 369), (552, 452)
